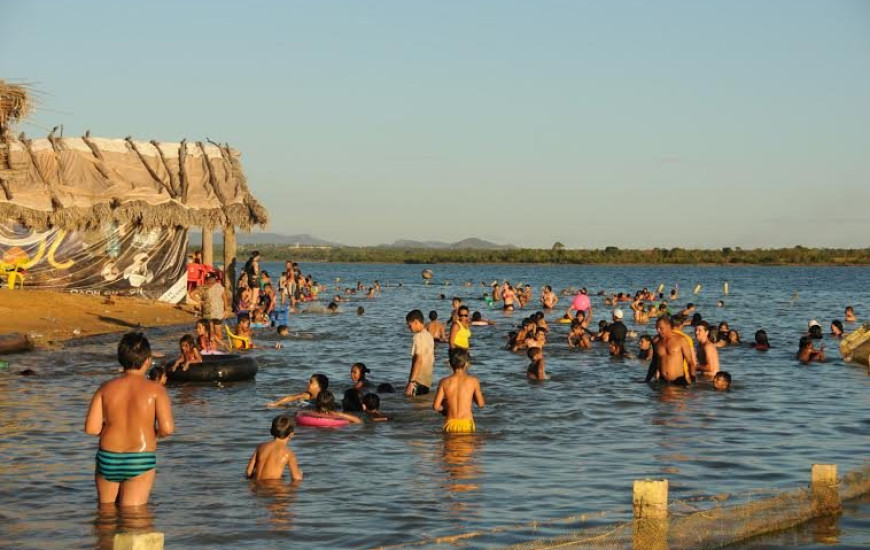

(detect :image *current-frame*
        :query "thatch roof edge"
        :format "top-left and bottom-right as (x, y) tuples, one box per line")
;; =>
(0, 201), (242, 232)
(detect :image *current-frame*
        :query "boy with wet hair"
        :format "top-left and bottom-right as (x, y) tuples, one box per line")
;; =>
(246, 415), (303, 481)
(713, 371), (732, 391)
(433, 349), (485, 433)
(85, 332), (174, 506)
(267, 373), (329, 408)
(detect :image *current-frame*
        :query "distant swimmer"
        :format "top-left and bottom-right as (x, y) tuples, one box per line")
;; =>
(751, 330), (771, 351)
(797, 336), (825, 364)
(526, 347), (547, 380)
(637, 334), (654, 361)
(246, 415), (303, 481)
(541, 285), (559, 309)
(653, 316), (695, 386)
(426, 310), (448, 343)
(693, 322), (719, 377)
(713, 371), (732, 391)
(267, 373), (329, 408)
(830, 320), (844, 339)
(845, 306), (857, 323)
(433, 349), (484, 433)
(502, 283), (521, 311)
(449, 306), (472, 353)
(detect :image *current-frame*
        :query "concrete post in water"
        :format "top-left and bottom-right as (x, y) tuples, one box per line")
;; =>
(201, 228), (213, 267)
(633, 479), (669, 550)
(811, 464), (840, 514)
(113, 532), (164, 550)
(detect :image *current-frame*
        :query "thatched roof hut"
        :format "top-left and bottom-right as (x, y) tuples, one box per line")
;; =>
(0, 79), (267, 301)
(0, 133), (268, 231)
(0, 79), (267, 232)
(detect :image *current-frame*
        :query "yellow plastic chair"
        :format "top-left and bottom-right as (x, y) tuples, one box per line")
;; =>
(225, 325), (252, 350)
(0, 261), (25, 290)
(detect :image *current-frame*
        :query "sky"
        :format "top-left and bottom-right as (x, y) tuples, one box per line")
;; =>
(2, 1), (869, 249)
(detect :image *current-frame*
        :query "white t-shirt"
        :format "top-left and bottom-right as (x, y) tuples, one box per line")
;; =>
(410, 330), (435, 388)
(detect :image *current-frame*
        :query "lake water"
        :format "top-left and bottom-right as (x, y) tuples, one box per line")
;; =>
(1, 264), (868, 549)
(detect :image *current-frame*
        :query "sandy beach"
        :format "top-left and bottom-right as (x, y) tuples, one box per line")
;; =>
(0, 290), (197, 348)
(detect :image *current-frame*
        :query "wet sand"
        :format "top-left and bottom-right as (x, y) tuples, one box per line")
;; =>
(0, 290), (196, 348)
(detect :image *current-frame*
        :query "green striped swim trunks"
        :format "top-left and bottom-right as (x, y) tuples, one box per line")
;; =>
(95, 449), (157, 482)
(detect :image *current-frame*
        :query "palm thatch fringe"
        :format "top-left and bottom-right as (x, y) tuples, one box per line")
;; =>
(0, 130), (268, 231)
(0, 80), (32, 137)
(209, 139), (269, 229)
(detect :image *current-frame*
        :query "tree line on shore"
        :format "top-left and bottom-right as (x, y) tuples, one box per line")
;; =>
(200, 243), (870, 265)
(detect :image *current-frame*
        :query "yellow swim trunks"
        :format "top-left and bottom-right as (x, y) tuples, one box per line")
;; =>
(443, 418), (476, 433)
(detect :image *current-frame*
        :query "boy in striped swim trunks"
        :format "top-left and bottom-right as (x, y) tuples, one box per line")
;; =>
(85, 333), (174, 506)
(433, 349), (485, 433)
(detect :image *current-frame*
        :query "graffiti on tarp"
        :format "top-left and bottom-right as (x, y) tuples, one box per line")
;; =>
(0, 223), (188, 302)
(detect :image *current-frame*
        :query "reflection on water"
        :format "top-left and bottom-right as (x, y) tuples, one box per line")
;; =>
(0, 264), (867, 549)
(441, 434), (484, 517)
(249, 480), (299, 532)
(93, 504), (156, 550)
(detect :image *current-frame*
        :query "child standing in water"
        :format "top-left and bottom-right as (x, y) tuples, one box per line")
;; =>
(246, 415), (303, 481)
(85, 333), (174, 506)
(526, 347), (547, 380)
(433, 349), (485, 433)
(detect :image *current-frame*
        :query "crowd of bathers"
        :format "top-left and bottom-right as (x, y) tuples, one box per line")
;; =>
(87, 264), (861, 507)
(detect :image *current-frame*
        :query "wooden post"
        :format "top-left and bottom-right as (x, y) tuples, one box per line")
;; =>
(223, 225), (237, 300)
(633, 479), (668, 550)
(113, 532), (164, 550)
(201, 228), (213, 267)
(811, 464), (840, 514)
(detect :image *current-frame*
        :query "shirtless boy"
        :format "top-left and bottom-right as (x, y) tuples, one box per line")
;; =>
(653, 316), (695, 385)
(246, 415), (303, 481)
(85, 333), (174, 506)
(693, 321), (720, 377)
(433, 349), (484, 433)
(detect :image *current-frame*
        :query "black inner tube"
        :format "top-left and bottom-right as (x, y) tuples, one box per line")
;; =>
(166, 354), (258, 383)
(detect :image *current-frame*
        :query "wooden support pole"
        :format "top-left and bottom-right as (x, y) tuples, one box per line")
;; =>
(811, 464), (840, 514)
(633, 479), (669, 550)
(113, 532), (164, 550)
(634, 479), (669, 519)
(202, 229), (214, 267)
(223, 225), (237, 300)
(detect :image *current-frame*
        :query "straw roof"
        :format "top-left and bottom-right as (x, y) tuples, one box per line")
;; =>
(0, 80), (32, 135)
(0, 131), (268, 231)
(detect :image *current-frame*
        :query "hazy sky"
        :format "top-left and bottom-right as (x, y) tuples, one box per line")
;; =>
(2, 1), (869, 248)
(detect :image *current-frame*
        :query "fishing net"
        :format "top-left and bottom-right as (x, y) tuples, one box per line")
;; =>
(376, 463), (868, 550)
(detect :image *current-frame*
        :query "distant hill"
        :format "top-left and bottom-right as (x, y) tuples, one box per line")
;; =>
(188, 231), (515, 249)
(188, 231), (341, 247)
(380, 237), (515, 250)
